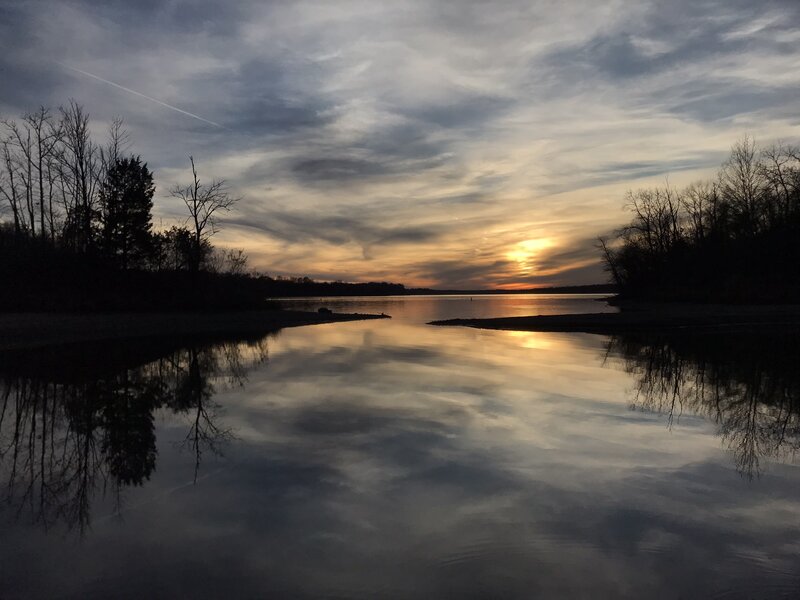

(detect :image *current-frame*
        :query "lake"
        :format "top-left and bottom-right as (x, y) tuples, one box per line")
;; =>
(1, 294), (798, 599)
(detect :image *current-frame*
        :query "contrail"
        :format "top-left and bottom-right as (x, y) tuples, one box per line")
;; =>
(58, 63), (224, 128)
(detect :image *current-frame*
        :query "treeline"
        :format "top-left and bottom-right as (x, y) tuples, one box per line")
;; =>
(257, 276), (406, 297)
(0, 101), (254, 310)
(601, 137), (800, 302)
(247, 279), (615, 298)
(407, 284), (617, 295)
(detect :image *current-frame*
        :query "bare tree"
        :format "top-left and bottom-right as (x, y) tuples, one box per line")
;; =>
(2, 117), (35, 236)
(97, 117), (131, 222)
(761, 142), (800, 221)
(57, 100), (100, 252)
(101, 117), (130, 171)
(680, 181), (722, 244)
(719, 136), (768, 237)
(206, 247), (249, 275)
(623, 183), (682, 256)
(597, 236), (621, 286)
(24, 108), (61, 241)
(0, 140), (23, 235)
(0, 108), (64, 242)
(170, 156), (240, 272)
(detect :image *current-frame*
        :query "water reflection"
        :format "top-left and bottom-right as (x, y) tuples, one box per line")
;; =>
(2, 314), (799, 598)
(279, 293), (617, 323)
(608, 331), (800, 479)
(0, 336), (268, 533)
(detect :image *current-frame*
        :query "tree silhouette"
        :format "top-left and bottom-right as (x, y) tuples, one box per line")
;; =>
(0, 334), (271, 534)
(100, 156), (155, 270)
(607, 331), (800, 479)
(58, 101), (100, 253)
(601, 137), (800, 301)
(170, 156), (240, 273)
(0, 99), (257, 311)
(99, 370), (160, 487)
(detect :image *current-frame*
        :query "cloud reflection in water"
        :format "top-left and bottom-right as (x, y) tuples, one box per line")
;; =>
(0, 316), (798, 598)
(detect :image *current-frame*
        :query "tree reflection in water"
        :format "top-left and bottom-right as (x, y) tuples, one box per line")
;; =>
(0, 335), (269, 534)
(607, 331), (800, 479)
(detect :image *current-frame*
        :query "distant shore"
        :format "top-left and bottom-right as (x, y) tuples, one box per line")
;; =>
(404, 284), (616, 296)
(428, 303), (800, 334)
(0, 310), (388, 351)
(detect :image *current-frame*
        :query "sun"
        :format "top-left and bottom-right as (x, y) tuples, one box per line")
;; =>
(505, 238), (554, 267)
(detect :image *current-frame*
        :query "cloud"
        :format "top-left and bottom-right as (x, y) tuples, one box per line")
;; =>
(2, 0), (800, 286)
(225, 201), (456, 264)
(291, 158), (390, 182)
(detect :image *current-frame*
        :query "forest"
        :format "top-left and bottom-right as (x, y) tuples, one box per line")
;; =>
(0, 101), (263, 310)
(600, 137), (800, 302)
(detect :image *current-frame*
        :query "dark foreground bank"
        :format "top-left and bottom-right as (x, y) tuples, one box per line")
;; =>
(0, 310), (389, 350)
(429, 303), (800, 334)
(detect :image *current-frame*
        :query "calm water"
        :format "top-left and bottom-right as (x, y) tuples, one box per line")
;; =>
(1, 295), (799, 599)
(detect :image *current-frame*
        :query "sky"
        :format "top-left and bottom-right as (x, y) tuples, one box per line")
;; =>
(1, 0), (799, 288)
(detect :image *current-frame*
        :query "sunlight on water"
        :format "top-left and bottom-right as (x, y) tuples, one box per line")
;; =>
(278, 293), (618, 323)
(0, 296), (798, 599)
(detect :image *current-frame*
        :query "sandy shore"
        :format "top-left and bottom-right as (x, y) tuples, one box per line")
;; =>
(0, 310), (389, 350)
(429, 303), (800, 334)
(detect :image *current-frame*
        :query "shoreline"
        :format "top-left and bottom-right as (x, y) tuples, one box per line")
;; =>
(428, 303), (800, 334)
(0, 310), (389, 351)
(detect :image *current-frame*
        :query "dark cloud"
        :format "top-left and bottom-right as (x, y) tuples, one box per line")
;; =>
(533, 237), (606, 273)
(291, 158), (390, 181)
(0, 6), (65, 109)
(358, 122), (455, 167)
(412, 259), (516, 289)
(59, 0), (258, 37)
(666, 82), (800, 122)
(229, 205), (448, 257)
(545, 0), (799, 81)
(212, 57), (334, 135)
(400, 93), (513, 130)
(514, 262), (608, 287)
(542, 153), (725, 195)
(549, 31), (739, 81)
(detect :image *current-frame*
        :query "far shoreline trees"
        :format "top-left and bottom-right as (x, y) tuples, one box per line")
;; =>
(601, 136), (800, 303)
